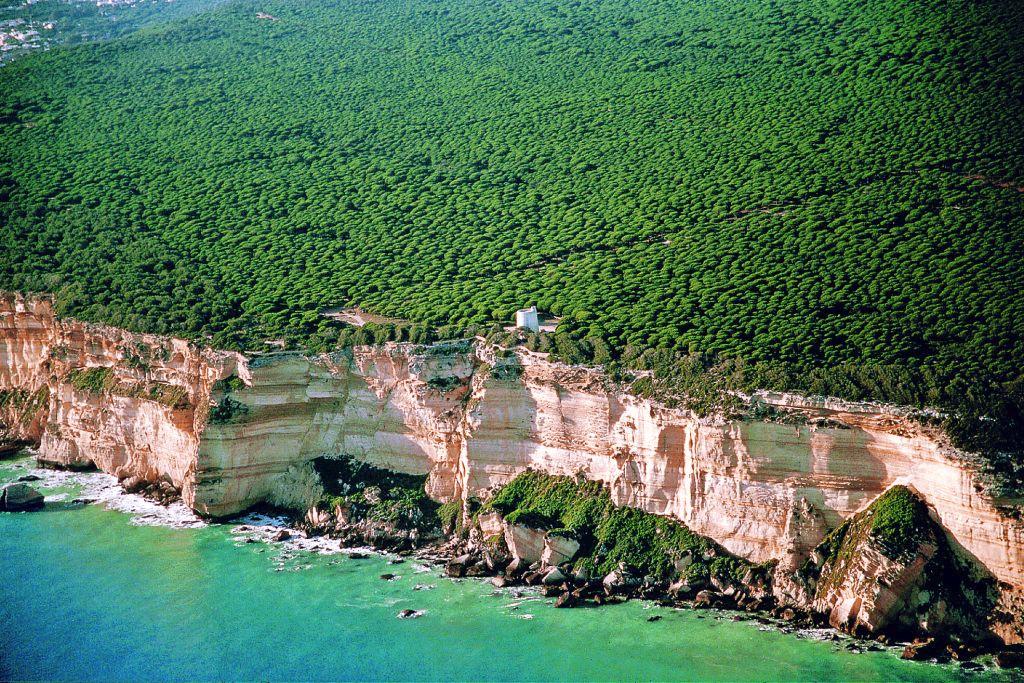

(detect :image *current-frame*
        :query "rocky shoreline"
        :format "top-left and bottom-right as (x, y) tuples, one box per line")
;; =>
(286, 483), (1024, 671)
(5, 452), (1024, 673)
(75, 457), (1024, 671)
(283, 511), (1024, 672)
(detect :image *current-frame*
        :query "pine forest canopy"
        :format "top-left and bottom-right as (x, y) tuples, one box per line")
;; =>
(1, 0), (1023, 450)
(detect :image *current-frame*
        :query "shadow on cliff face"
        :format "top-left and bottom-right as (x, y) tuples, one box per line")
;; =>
(306, 455), (443, 550)
(795, 485), (1002, 644)
(935, 520), (1008, 644)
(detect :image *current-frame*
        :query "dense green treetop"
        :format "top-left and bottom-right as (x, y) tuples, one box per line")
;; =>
(1, 0), (1022, 450)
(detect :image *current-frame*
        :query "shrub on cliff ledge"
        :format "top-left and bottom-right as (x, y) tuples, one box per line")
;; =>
(208, 396), (249, 423)
(66, 367), (189, 408)
(67, 367), (115, 393)
(425, 375), (463, 393)
(484, 470), (746, 581)
(0, 385), (49, 416)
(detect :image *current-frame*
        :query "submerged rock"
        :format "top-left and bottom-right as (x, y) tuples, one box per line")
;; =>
(0, 482), (44, 511)
(397, 609), (424, 619)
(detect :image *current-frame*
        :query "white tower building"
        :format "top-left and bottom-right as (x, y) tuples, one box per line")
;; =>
(515, 306), (540, 333)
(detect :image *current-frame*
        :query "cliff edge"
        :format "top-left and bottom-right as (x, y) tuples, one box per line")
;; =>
(2, 291), (1022, 643)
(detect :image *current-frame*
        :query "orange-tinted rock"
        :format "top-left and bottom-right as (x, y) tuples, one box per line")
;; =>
(2, 291), (1023, 641)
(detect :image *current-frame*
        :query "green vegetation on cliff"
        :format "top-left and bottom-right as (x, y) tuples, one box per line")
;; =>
(802, 485), (998, 638)
(314, 456), (439, 533)
(65, 367), (189, 408)
(812, 485), (933, 569)
(0, 385), (50, 441)
(1, 0), (1022, 461)
(485, 470), (750, 581)
(868, 485), (934, 558)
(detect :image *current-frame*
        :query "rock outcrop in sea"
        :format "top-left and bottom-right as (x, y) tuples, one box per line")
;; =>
(2, 291), (1023, 647)
(0, 481), (44, 511)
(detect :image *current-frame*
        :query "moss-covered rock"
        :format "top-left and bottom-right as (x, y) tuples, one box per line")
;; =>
(481, 470), (752, 582)
(803, 485), (999, 640)
(311, 455), (441, 541)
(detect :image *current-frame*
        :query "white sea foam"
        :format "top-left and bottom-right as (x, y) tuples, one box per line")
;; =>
(18, 462), (206, 529)
(5, 458), (417, 564)
(230, 513), (393, 558)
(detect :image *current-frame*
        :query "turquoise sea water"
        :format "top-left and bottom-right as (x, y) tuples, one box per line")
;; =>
(0, 457), (1012, 682)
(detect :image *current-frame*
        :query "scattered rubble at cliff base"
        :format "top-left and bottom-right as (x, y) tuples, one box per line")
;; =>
(293, 466), (1019, 666)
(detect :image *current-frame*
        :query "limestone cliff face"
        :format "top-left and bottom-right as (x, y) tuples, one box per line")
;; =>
(193, 344), (473, 516)
(2, 291), (1022, 641)
(0, 292), (240, 489)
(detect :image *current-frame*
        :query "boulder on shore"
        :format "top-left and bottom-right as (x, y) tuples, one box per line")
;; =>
(602, 567), (640, 594)
(477, 511), (504, 537)
(668, 580), (693, 598)
(995, 649), (1024, 669)
(444, 553), (474, 578)
(503, 524), (546, 564)
(900, 638), (945, 662)
(541, 567), (566, 585)
(0, 482), (44, 511)
(554, 592), (577, 608)
(693, 590), (718, 608)
(542, 534), (580, 566)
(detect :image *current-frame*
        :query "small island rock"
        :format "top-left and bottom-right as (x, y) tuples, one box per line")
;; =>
(1, 482), (44, 511)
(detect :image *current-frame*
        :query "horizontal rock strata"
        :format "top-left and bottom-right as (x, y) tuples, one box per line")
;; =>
(2, 291), (1022, 642)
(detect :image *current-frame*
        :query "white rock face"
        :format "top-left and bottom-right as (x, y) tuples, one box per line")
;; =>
(2, 291), (1023, 641)
(477, 511), (504, 538)
(543, 534), (581, 566)
(0, 292), (240, 492)
(503, 523), (547, 565)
